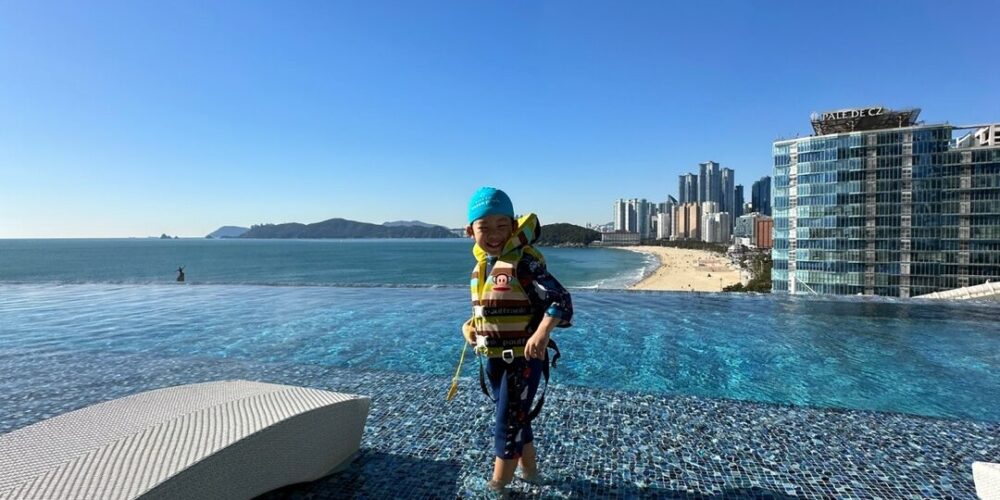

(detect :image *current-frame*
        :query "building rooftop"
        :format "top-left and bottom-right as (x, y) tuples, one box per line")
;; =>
(809, 106), (921, 135)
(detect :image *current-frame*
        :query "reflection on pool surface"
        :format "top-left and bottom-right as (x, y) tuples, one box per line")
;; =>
(2, 284), (998, 498)
(1, 284), (997, 421)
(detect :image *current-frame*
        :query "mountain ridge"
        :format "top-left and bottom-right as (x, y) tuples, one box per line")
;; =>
(206, 226), (250, 238)
(239, 218), (457, 239)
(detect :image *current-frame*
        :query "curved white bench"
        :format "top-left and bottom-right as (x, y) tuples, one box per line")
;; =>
(0, 380), (370, 500)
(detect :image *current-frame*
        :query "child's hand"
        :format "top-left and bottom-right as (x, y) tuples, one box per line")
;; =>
(524, 331), (549, 360)
(525, 315), (558, 360)
(462, 319), (477, 346)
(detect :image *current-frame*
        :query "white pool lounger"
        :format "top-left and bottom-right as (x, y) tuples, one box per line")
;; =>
(975, 461), (1000, 500)
(0, 380), (371, 500)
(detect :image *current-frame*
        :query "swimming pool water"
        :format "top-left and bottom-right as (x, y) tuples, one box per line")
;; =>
(1, 284), (996, 422)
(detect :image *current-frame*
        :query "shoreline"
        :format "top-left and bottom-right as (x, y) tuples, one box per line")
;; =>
(610, 245), (742, 292)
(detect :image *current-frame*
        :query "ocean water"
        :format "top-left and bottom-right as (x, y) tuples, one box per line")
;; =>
(0, 239), (653, 289)
(1, 239), (998, 423)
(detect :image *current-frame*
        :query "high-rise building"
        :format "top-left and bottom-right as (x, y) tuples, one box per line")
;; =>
(718, 213), (732, 242)
(656, 212), (672, 240)
(772, 106), (1000, 297)
(699, 161), (721, 203)
(734, 185), (745, 219)
(701, 202), (723, 243)
(613, 198), (654, 238)
(702, 214), (718, 243)
(721, 167), (736, 221)
(657, 196), (677, 240)
(636, 199), (651, 239)
(626, 204), (637, 233)
(612, 199), (629, 232)
(678, 174), (698, 204)
(702, 212), (732, 243)
(673, 203), (702, 240)
(752, 176), (772, 216)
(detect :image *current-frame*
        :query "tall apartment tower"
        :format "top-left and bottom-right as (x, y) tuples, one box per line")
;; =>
(673, 203), (702, 240)
(773, 107), (1000, 297)
(702, 212), (732, 243)
(734, 185), (745, 219)
(635, 198), (651, 238)
(625, 200), (637, 233)
(752, 176), (772, 216)
(678, 173), (698, 204)
(699, 161), (721, 204)
(656, 212), (672, 240)
(613, 199), (628, 231)
(721, 167), (736, 222)
(613, 198), (653, 238)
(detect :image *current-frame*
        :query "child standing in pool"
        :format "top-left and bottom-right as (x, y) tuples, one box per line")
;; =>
(461, 187), (573, 495)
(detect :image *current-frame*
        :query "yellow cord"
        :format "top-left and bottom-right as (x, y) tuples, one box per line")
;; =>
(445, 343), (468, 401)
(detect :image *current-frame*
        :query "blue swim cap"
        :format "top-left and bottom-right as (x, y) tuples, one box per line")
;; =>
(467, 187), (514, 224)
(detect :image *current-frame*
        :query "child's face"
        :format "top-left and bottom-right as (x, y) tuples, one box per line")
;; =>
(466, 214), (517, 256)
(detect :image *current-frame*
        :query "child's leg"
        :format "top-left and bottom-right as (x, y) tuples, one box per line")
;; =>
(516, 360), (544, 478)
(487, 358), (543, 484)
(493, 457), (517, 484)
(487, 359), (517, 486)
(519, 441), (537, 476)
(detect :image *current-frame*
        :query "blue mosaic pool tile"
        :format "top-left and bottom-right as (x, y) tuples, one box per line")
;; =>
(0, 349), (996, 499)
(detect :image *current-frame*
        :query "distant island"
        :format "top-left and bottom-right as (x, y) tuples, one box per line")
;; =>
(536, 223), (600, 247)
(238, 218), (458, 239)
(382, 220), (447, 229)
(206, 226), (250, 238)
(204, 219), (597, 243)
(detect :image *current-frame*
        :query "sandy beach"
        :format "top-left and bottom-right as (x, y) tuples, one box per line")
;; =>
(615, 246), (741, 292)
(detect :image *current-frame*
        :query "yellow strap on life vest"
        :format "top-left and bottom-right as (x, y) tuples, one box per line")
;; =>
(445, 343), (468, 401)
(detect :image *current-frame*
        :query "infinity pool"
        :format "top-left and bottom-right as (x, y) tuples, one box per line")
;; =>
(1, 284), (997, 422)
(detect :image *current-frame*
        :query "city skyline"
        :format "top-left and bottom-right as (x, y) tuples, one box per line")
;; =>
(609, 159), (757, 241)
(2, 1), (998, 237)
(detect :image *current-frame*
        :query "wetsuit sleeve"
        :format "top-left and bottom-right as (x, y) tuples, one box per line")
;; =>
(520, 250), (573, 327)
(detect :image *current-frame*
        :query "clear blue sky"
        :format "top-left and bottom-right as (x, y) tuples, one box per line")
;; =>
(2, 0), (998, 237)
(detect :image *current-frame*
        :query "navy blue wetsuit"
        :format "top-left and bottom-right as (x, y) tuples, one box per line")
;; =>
(484, 252), (572, 460)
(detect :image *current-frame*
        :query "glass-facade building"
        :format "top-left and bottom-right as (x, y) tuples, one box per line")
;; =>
(772, 110), (1000, 297)
(752, 176), (772, 216)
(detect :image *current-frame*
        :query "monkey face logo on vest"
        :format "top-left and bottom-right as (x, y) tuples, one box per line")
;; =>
(492, 273), (512, 292)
